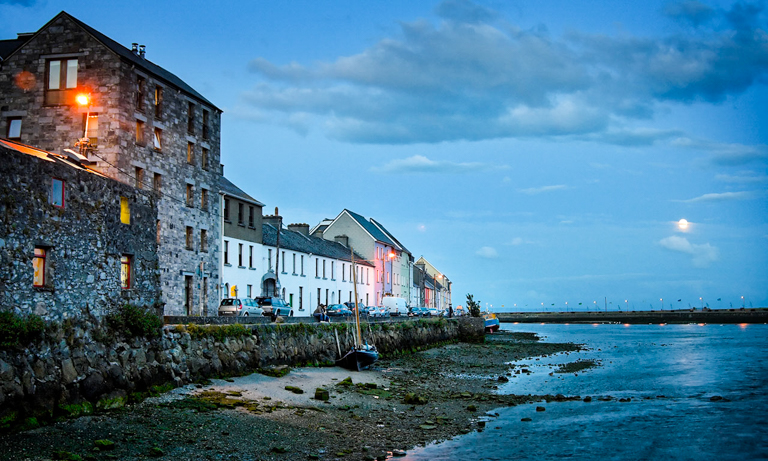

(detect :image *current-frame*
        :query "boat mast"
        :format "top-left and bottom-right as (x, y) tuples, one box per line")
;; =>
(351, 248), (362, 348)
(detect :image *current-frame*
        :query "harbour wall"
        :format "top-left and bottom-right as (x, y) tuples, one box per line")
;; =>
(497, 308), (768, 324)
(0, 316), (484, 429)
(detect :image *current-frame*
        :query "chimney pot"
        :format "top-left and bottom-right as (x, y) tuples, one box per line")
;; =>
(131, 43), (138, 54)
(139, 44), (146, 58)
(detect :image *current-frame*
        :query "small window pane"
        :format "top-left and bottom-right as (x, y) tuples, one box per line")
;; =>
(120, 197), (130, 224)
(121, 255), (131, 289)
(33, 248), (46, 287)
(8, 118), (21, 139)
(48, 61), (60, 90)
(66, 59), (78, 88)
(153, 128), (162, 150)
(51, 178), (65, 207)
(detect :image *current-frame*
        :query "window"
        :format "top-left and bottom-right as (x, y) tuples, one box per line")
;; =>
(268, 249), (272, 269)
(50, 178), (65, 208)
(84, 114), (98, 146)
(153, 173), (162, 194)
(156, 220), (161, 244)
(202, 148), (209, 170)
(317, 288), (321, 306)
(247, 284), (252, 298)
(136, 75), (146, 111)
(201, 188), (208, 211)
(121, 255), (132, 289)
(301, 255), (305, 275)
(249, 246), (254, 268)
(187, 102), (195, 134)
(136, 120), (145, 145)
(325, 289), (328, 305)
(203, 109), (210, 140)
(299, 287), (303, 310)
(7, 117), (21, 139)
(153, 127), (162, 151)
(342, 263), (346, 281)
(200, 229), (208, 252)
(33, 247), (47, 287)
(187, 142), (194, 164)
(248, 206), (254, 227)
(45, 58), (77, 105)
(292, 254), (296, 274)
(154, 86), (163, 119)
(238, 243), (243, 267)
(135, 167), (144, 189)
(323, 260), (326, 278)
(331, 261), (334, 280)
(238, 203), (244, 225)
(281, 251), (286, 273)
(315, 259), (319, 277)
(224, 240), (229, 264)
(223, 198), (230, 221)
(186, 184), (194, 207)
(185, 226), (193, 250)
(120, 197), (130, 224)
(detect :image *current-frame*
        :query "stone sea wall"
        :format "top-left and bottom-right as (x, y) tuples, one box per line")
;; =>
(0, 316), (483, 428)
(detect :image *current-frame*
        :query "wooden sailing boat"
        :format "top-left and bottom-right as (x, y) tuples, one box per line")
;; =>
(335, 248), (379, 371)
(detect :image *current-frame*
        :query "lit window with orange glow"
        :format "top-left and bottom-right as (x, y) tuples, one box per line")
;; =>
(120, 197), (130, 224)
(121, 254), (132, 289)
(33, 247), (47, 287)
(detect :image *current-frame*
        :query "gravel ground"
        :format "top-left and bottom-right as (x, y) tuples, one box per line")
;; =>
(0, 332), (584, 461)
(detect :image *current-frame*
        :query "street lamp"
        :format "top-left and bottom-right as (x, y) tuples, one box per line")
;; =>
(700, 297), (703, 309)
(625, 299), (628, 311)
(742, 295), (745, 308)
(76, 93), (92, 157)
(660, 298), (663, 310)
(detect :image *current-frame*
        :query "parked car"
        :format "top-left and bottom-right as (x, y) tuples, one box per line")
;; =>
(344, 302), (366, 316)
(254, 296), (292, 318)
(327, 304), (353, 317)
(383, 296), (408, 316)
(408, 306), (431, 317)
(428, 307), (439, 316)
(218, 298), (264, 317)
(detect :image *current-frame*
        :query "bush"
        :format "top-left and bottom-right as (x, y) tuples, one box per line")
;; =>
(106, 304), (163, 338)
(0, 311), (45, 349)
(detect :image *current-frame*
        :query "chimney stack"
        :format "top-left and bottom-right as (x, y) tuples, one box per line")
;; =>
(288, 223), (310, 236)
(263, 211), (282, 229)
(139, 44), (146, 58)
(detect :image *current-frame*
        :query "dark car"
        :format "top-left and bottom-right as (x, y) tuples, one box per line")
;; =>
(344, 302), (367, 316)
(254, 296), (292, 318)
(408, 306), (431, 317)
(327, 304), (353, 317)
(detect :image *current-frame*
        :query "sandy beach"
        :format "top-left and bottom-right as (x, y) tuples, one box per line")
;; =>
(0, 331), (584, 460)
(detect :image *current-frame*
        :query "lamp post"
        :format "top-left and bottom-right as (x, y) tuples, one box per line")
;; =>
(660, 298), (663, 310)
(625, 299), (628, 311)
(742, 296), (745, 308)
(700, 297), (703, 309)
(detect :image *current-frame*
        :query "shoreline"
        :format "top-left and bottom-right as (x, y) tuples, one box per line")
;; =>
(0, 332), (585, 460)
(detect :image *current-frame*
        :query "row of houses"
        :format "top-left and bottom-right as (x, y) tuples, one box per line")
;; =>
(0, 12), (451, 320)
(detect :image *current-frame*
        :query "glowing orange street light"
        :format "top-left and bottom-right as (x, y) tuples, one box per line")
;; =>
(76, 93), (90, 106)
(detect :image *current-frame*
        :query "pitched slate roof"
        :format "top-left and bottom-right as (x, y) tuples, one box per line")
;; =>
(262, 223), (373, 267)
(220, 177), (264, 207)
(370, 218), (411, 255)
(0, 35), (32, 61)
(4, 11), (219, 110)
(0, 138), (108, 178)
(342, 209), (398, 247)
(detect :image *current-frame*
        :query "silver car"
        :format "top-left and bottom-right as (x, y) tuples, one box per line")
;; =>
(218, 298), (264, 317)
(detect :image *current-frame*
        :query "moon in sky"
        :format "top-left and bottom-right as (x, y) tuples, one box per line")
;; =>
(678, 219), (689, 230)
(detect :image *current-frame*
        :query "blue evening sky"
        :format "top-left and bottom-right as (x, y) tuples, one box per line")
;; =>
(2, 0), (766, 310)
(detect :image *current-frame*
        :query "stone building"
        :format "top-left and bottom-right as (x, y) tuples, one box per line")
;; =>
(0, 12), (222, 315)
(0, 139), (161, 320)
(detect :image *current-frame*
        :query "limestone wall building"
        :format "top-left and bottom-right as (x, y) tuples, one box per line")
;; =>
(0, 139), (161, 320)
(0, 12), (222, 315)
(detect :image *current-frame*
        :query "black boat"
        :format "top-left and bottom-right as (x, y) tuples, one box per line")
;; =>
(336, 249), (379, 372)
(336, 343), (379, 371)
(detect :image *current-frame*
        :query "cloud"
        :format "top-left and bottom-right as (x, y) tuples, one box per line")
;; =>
(715, 172), (768, 184)
(476, 246), (498, 258)
(672, 137), (768, 166)
(242, 1), (768, 144)
(676, 191), (753, 203)
(371, 155), (503, 174)
(659, 235), (719, 267)
(518, 184), (567, 195)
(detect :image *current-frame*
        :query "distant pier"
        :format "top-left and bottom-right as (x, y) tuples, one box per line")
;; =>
(497, 308), (768, 325)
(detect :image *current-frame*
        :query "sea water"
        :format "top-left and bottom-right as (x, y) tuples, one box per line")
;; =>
(403, 323), (768, 460)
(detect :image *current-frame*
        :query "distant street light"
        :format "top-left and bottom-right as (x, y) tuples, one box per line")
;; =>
(742, 296), (745, 308)
(700, 297), (703, 309)
(660, 298), (663, 310)
(625, 299), (628, 311)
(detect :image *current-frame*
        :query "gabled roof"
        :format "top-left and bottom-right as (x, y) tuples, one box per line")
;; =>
(4, 11), (219, 111)
(262, 223), (373, 267)
(220, 177), (264, 207)
(0, 34), (32, 61)
(370, 218), (411, 255)
(334, 209), (398, 248)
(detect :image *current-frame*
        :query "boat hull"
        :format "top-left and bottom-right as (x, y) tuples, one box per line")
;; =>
(336, 347), (379, 371)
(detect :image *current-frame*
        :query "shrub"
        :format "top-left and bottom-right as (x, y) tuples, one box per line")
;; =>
(106, 304), (163, 339)
(0, 311), (45, 349)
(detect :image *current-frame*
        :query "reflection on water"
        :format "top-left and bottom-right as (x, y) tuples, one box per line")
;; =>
(403, 323), (768, 460)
